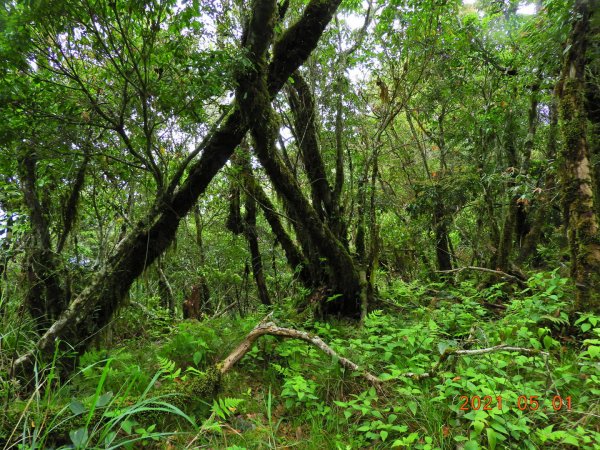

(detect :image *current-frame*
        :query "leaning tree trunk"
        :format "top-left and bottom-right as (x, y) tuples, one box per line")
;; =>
(557, 0), (600, 313)
(11, 0), (344, 379)
(237, 0), (361, 318)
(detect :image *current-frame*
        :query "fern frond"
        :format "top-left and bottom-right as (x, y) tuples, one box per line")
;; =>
(211, 397), (244, 420)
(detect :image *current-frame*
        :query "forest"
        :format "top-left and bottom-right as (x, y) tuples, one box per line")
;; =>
(0, 0), (599, 448)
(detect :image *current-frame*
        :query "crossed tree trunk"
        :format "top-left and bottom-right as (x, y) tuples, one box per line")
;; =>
(12, 0), (345, 379)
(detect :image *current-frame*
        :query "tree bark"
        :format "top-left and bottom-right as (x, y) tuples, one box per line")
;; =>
(242, 170), (314, 287)
(19, 151), (66, 330)
(157, 258), (175, 314)
(557, 0), (600, 312)
(584, 17), (600, 216)
(238, 0), (360, 317)
(193, 203), (211, 315)
(519, 95), (559, 263)
(496, 82), (539, 271)
(288, 72), (334, 220)
(238, 150), (272, 307)
(11, 0), (344, 379)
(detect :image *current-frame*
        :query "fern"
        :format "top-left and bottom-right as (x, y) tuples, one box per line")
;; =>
(211, 397), (244, 420)
(271, 363), (293, 377)
(157, 357), (181, 380)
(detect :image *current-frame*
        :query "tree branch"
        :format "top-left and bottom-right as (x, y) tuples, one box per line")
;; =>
(436, 266), (527, 288)
(218, 320), (383, 388)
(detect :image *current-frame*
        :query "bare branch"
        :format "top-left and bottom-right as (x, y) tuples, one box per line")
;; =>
(218, 320), (383, 388)
(436, 266), (527, 288)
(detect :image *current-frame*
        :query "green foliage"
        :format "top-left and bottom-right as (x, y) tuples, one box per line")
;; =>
(1, 0), (599, 448)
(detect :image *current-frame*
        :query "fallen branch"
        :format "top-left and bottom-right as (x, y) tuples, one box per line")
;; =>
(218, 319), (383, 388)
(436, 266), (527, 288)
(433, 344), (549, 373)
(217, 317), (549, 387)
(404, 344), (550, 381)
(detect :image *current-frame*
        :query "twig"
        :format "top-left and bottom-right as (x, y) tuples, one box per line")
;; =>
(431, 345), (548, 375)
(436, 266), (527, 288)
(211, 302), (236, 319)
(396, 345), (549, 381)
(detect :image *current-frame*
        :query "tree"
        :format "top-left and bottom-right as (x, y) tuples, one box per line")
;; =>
(10, 0), (344, 378)
(557, 0), (600, 312)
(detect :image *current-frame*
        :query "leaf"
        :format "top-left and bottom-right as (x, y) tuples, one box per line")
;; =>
(464, 440), (480, 450)
(326, 293), (343, 303)
(487, 428), (497, 449)
(473, 420), (484, 434)
(407, 401), (418, 415)
(121, 419), (135, 434)
(69, 399), (86, 416)
(69, 427), (89, 449)
(104, 431), (117, 446)
(562, 435), (579, 445)
(587, 345), (600, 358)
(95, 391), (113, 408)
(490, 421), (508, 435)
(380, 430), (389, 441)
(438, 341), (450, 354)
(193, 351), (203, 366)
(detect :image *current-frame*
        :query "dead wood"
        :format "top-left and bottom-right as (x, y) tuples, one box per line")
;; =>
(217, 318), (383, 388)
(436, 266), (528, 288)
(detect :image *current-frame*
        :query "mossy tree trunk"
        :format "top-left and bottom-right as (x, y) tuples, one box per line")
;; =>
(237, 150), (272, 307)
(18, 151), (67, 330)
(558, 0), (600, 312)
(238, 0), (361, 318)
(584, 16), (600, 217)
(12, 0), (344, 379)
(519, 94), (559, 263)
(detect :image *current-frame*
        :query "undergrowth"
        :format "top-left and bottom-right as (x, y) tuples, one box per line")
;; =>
(1, 271), (599, 449)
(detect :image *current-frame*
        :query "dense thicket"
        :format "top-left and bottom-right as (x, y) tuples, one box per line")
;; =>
(0, 0), (599, 448)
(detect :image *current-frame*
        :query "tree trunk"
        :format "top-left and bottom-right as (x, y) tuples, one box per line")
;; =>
(584, 17), (600, 216)
(519, 95), (559, 263)
(193, 203), (212, 315)
(11, 0), (344, 379)
(238, 0), (360, 318)
(243, 170), (314, 287)
(157, 258), (175, 315)
(241, 162), (271, 306)
(496, 82), (539, 271)
(19, 151), (66, 330)
(434, 210), (453, 272)
(557, 0), (600, 312)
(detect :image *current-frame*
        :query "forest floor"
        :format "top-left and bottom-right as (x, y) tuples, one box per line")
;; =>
(1, 272), (599, 449)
